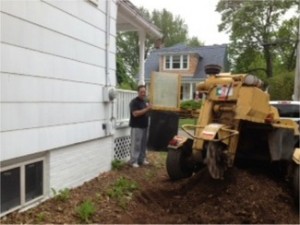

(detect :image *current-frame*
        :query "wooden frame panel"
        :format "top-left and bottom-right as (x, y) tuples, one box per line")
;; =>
(150, 72), (181, 111)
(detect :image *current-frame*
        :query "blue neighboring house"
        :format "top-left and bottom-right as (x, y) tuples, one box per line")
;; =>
(144, 43), (230, 100)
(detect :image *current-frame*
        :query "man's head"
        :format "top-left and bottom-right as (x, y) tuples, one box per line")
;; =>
(137, 85), (147, 100)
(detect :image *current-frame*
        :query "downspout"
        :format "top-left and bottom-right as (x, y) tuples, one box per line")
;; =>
(104, 0), (116, 135)
(105, 0), (111, 86)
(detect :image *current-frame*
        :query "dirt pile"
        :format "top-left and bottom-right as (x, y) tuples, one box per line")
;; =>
(1, 151), (299, 224)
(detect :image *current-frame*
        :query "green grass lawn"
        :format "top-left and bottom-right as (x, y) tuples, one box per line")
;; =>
(178, 118), (197, 127)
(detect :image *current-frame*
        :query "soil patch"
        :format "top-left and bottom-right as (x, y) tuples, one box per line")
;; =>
(1, 151), (299, 224)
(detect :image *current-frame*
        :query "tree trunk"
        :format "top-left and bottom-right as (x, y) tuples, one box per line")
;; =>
(263, 45), (273, 78)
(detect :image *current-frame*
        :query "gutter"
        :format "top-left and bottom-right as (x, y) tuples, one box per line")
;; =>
(117, 0), (162, 39)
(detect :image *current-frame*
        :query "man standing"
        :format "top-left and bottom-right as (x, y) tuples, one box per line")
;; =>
(129, 85), (152, 168)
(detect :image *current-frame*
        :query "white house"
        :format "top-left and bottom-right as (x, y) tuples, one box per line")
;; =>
(0, 0), (161, 216)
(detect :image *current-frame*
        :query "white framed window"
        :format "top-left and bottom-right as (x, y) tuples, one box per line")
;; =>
(1, 158), (45, 216)
(164, 55), (189, 70)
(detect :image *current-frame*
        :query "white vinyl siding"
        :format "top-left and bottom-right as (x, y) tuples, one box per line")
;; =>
(88, 0), (99, 6)
(1, 1), (110, 50)
(1, 121), (109, 160)
(1, 103), (106, 132)
(1, 0), (117, 161)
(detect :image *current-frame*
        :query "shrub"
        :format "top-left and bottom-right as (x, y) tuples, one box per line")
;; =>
(180, 99), (201, 110)
(111, 159), (125, 170)
(35, 212), (46, 223)
(107, 176), (138, 209)
(268, 72), (294, 100)
(76, 200), (96, 223)
(51, 188), (70, 202)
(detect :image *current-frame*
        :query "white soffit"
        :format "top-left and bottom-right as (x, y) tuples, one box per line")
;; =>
(117, 0), (162, 38)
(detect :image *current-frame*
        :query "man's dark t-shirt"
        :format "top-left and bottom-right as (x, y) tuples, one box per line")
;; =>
(129, 97), (149, 128)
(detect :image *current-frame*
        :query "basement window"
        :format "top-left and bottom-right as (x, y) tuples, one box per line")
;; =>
(0, 158), (45, 216)
(25, 161), (43, 202)
(1, 168), (21, 213)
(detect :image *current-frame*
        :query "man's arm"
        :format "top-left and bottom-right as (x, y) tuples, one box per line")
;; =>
(132, 104), (152, 117)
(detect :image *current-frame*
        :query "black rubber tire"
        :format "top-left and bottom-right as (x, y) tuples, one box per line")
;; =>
(293, 164), (299, 206)
(206, 141), (227, 179)
(166, 147), (193, 180)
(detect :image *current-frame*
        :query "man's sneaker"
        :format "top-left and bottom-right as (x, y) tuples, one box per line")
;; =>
(132, 163), (139, 168)
(142, 160), (150, 165)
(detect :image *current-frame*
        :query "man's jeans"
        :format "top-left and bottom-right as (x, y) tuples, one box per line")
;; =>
(129, 127), (148, 165)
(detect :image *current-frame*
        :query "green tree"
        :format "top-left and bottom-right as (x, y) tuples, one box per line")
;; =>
(268, 71), (295, 100)
(116, 32), (139, 80)
(234, 47), (268, 82)
(216, 0), (299, 78)
(116, 55), (127, 85)
(274, 17), (299, 72)
(116, 55), (136, 90)
(151, 9), (188, 47)
(187, 36), (204, 47)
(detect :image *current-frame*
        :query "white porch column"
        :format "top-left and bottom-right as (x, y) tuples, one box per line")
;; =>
(138, 30), (146, 85)
(189, 82), (193, 99)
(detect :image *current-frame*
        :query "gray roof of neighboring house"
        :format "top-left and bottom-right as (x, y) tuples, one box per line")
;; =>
(144, 43), (229, 81)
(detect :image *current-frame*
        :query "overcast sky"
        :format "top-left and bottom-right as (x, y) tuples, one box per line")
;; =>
(130, 0), (230, 45)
